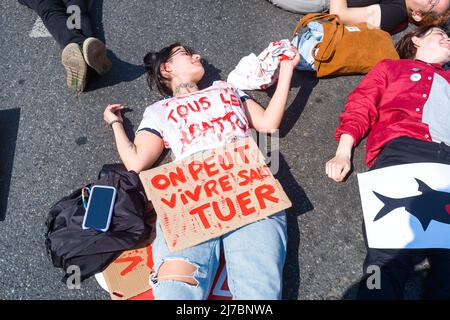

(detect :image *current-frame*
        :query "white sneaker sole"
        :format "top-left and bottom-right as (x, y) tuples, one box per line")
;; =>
(82, 37), (112, 76)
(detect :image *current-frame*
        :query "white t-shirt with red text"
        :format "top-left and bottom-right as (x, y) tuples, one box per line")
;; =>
(137, 81), (252, 160)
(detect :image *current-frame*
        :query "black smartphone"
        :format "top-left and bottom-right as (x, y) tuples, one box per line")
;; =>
(82, 185), (117, 232)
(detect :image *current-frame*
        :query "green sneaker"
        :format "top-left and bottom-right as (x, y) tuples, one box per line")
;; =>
(61, 43), (87, 92)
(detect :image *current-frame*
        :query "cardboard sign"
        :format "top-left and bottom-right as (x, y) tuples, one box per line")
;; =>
(139, 137), (292, 252)
(358, 163), (450, 249)
(100, 216), (232, 300)
(101, 216), (157, 300)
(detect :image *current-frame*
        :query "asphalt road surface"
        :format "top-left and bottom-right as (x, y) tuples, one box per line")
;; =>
(0, 0), (425, 299)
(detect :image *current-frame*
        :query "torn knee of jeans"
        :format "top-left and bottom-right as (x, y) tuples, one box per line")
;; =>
(150, 258), (199, 286)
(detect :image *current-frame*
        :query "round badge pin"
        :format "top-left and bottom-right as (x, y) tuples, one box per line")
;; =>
(410, 73), (421, 82)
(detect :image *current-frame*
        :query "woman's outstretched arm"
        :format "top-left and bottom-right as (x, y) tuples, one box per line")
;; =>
(104, 104), (164, 173)
(329, 0), (381, 28)
(243, 47), (300, 134)
(325, 60), (388, 182)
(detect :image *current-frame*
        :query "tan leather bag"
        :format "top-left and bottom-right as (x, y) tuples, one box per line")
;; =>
(293, 13), (399, 78)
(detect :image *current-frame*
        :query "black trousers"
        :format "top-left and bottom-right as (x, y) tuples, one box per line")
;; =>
(357, 136), (450, 300)
(19, 0), (93, 48)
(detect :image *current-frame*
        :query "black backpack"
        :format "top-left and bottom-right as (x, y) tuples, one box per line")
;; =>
(45, 164), (151, 282)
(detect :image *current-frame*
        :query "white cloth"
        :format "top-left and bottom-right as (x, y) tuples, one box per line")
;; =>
(227, 39), (296, 90)
(137, 81), (251, 161)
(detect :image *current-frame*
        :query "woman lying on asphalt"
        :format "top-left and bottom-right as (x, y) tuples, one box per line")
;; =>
(326, 25), (450, 299)
(103, 43), (300, 299)
(267, 0), (450, 34)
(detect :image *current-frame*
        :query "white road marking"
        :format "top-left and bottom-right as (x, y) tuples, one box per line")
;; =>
(29, 17), (51, 38)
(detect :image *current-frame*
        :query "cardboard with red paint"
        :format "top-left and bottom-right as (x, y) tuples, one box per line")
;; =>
(139, 137), (292, 252)
(101, 216), (157, 300)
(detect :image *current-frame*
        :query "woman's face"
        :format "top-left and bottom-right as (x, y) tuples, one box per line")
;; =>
(163, 46), (205, 84)
(414, 27), (450, 63)
(409, 0), (450, 16)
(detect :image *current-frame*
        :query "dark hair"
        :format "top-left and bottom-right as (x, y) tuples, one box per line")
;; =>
(395, 25), (437, 59)
(440, 10), (450, 33)
(408, 9), (450, 27)
(143, 43), (195, 96)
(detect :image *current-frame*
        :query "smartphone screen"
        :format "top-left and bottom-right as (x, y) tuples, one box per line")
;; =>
(83, 186), (116, 231)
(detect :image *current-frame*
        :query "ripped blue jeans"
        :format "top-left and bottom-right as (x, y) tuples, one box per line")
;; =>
(150, 211), (287, 300)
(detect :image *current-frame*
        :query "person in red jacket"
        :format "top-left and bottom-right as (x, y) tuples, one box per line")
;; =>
(326, 25), (450, 299)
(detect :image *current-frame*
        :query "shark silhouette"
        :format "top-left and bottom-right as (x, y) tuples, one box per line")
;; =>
(373, 178), (450, 231)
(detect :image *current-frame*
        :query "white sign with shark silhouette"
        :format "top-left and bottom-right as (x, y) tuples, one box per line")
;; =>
(358, 163), (450, 249)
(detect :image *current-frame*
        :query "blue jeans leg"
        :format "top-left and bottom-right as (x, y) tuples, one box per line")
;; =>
(150, 220), (221, 300)
(222, 211), (287, 300)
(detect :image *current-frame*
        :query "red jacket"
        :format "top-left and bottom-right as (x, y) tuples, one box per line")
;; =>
(335, 59), (450, 167)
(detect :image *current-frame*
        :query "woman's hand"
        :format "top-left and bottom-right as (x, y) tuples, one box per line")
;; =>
(104, 104), (124, 125)
(325, 134), (354, 182)
(105, 104), (164, 173)
(280, 46), (300, 70)
(326, 154), (351, 182)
